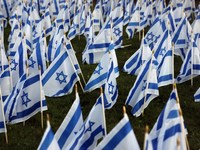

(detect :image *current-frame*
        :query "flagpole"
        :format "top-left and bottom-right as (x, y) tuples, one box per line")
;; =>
(75, 84), (77, 98)
(63, 41), (85, 93)
(174, 83), (190, 150)
(8, 57), (13, 89)
(100, 87), (107, 137)
(172, 42), (174, 88)
(142, 29), (144, 65)
(191, 29), (193, 86)
(139, 1), (141, 41)
(67, 36), (86, 85)
(44, 29), (49, 68)
(99, 0), (101, 32)
(142, 49), (155, 115)
(143, 125), (148, 150)
(123, 106), (126, 116)
(39, 65), (43, 129)
(0, 86), (8, 144)
(177, 138), (180, 150)
(0, 37), (4, 72)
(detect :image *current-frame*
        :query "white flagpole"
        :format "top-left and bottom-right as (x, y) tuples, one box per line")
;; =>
(67, 36), (86, 85)
(143, 125), (148, 150)
(39, 65), (43, 129)
(139, 1), (141, 41)
(63, 41), (85, 93)
(172, 42), (174, 88)
(142, 49), (155, 115)
(100, 87), (107, 137)
(0, 86), (8, 144)
(7, 57), (13, 89)
(0, 37), (4, 72)
(191, 29), (193, 86)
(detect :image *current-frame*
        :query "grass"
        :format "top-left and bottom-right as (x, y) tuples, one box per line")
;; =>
(0, 13), (200, 150)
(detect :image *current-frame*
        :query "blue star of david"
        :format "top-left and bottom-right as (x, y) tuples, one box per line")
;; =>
(108, 81), (114, 95)
(113, 28), (121, 37)
(80, 17), (85, 25)
(94, 63), (103, 75)
(11, 59), (18, 71)
(28, 57), (36, 68)
(85, 120), (95, 133)
(160, 47), (166, 56)
(21, 91), (31, 107)
(153, 34), (160, 43)
(146, 32), (155, 42)
(70, 22), (76, 30)
(142, 80), (147, 91)
(33, 30), (38, 38)
(125, 10), (128, 16)
(1, 4), (3, 9)
(55, 71), (68, 84)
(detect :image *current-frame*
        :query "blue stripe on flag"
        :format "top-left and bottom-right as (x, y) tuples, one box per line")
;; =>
(163, 124), (181, 141)
(39, 127), (54, 149)
(0, 122), (5, 128)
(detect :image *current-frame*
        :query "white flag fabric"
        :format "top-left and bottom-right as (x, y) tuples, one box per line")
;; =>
(126, 54), (159, 117)
(0, 86), (7, 133)
(194, 87), (200, 102)
(94, 114), (140, 150)
(65, 97), (105, 150)
(37, 120), (60, 150)
(55, 93), (83, 150)
(42, 48), (80, 97)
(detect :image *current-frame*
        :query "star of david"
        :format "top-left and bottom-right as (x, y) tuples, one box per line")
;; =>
(108, 81), (114, 95)
(153, 34), (160, 43)
(55, 71), (68, 84)
(146, 32), (155, 42)
(10, 59), (18, 71)
(1, 4), (3, 9)
(70, 22), (76, 30)
(142, 80), (147, 91)
(160, 47), (166, 56)
(28, 57), (36, 68)
(21, 91), (31, 107)
(113, 28), (121, 37)
(94, 62), (103, 75)
(33, 30), (38, 38)
(80, 17), (85, 25)
(85, 120), (95, 133)
(125, 10), (128, 16)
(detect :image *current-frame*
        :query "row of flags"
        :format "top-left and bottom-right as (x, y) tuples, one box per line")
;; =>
(0, 0), (198, 149)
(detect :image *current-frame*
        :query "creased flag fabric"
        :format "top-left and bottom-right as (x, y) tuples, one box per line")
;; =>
(125, 54), (159, 117)
(65, 97), (105, 150)
(194, 87), (200, 102)
(42, 48), (80, 97)
(94, 113), (140, 150)
(103, 57), (118, 109)
(8, 71), (47, 124)
(0, 86), (7, 133)
(123, 37), (152, 76)
(37, 120), (60, 150)
(55, 93), (83, 150)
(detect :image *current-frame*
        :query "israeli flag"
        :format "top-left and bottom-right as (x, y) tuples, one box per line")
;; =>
(0, 0), (10, 18)
(8, 72), (47, 124)
(65, 97), (105, 150)
(55, 93), (83, 150)
(94, 114), (140, 150)
(192, 10), (200, 51)
(0, 86), (6, 134)
(123, 38), (152, 76)
(103, 57), (118, 109)
(37, 120), (60, 150)
(149, 88), (187, 150)
(126, 54), (159, 117)
(194, 87), (200, 102)
(123, 0), (135, 26)
(42, 48), (80, 97)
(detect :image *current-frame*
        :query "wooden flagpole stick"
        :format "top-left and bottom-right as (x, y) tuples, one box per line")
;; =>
(139, 1), (141, 41)
(122, 44), (132, 48)
(123, 106), (126, 116)
(143, 125), (148, 150)
(100, 87), (107, 137)
(177, 138), (180, 150)
(172, 42), (174, 88)
(8, 57), (13, 89)
(99, 0), (101, 32)
(179, 109), (190, 150)
(0, 37), (4, 72)
(142, 29), (144, 65)
(142, 49), (155, 115)
(67, 36), (86, 85)
(63, 41), (85, 93)
(79, 4), (81, 41)
(39, 65), (43, 129)
(191, 29), (193, 86)
(0, 86), (8, 144)
(75, 84), (78, 99)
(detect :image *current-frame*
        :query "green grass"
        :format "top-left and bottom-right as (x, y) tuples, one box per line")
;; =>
(0, 18), (200, 150)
